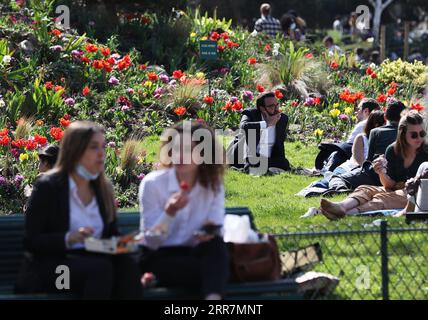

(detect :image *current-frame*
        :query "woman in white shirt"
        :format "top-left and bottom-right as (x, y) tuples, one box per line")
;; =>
(138, 121), (228, 300)
(20, 121), (141, 299)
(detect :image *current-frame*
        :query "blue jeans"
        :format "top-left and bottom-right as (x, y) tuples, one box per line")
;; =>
(312, 167), (347, 188)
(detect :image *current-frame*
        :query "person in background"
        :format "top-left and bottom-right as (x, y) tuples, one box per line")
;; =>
(18, 121), (141, 299)
(138, 121), (228, 300)
(280, 13), (304, 41)
(333, 15), (343, 34)
(320, 111), (428, 220)
(23, 145), (60, 207)
(37, 145), (59, 173)
(286, 9), (306, 37)
(253, 3), (282, 38)
(227, 91), (290, 174)
(315, 98), (381, 174)
(323, 36), (343, 56)
(354, 48), (366, 65)
(309, 110), (385, 190)
(367, 99), (406, 162)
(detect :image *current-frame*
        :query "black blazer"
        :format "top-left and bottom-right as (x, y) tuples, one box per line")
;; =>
(227, 109), (289, 169)
(24, 172), (119, 257)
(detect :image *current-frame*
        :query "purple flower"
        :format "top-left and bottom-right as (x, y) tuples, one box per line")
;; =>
(64, 97), (75, 106)
(0, 176), (7, 186)
(230, 96), (238, 103)
(168, 79), (177, 86)
(50, 45), (63, 52)
(111, 53), (121, 60)
(154, 87), (163, 99)
(14, 174), (24, 186)
(121, 105), (130, 112)
(305, 97), (315, 106)
(137, 173), (145, 180)
(126, 88), (135, 94)
(242, 90), (254, 101)
(71, 50), (83, 58)
(107, 141), (116, 148)
(339, 114), (349, 121)
(160, 74), (169, 83)
(108, 76), (120, 85)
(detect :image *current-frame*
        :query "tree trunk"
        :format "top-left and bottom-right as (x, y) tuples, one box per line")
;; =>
(372, 1), (383, 46)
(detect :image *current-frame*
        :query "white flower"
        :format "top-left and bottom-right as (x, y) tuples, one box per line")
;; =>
(273, 43), (280, 50)
(250, 30), (258, 37)
(272, 49), (279, 57)
(2, 55), (12, 65)
(0, 99), (5, 108)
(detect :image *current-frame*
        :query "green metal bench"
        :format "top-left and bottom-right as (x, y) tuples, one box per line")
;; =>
(0, 207), (302, 300)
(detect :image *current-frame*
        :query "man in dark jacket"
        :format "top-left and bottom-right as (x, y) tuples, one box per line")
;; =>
(227, 91), (290, 174)
(366, 99), (405, 161)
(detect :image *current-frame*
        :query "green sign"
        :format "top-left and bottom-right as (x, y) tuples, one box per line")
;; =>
(199, 40), (218, 60)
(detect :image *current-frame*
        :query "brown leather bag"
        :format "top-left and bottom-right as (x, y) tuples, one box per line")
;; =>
(227, 235), (282, 283)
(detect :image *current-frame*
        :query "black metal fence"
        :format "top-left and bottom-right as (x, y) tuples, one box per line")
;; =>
(262, 220), (428, 300)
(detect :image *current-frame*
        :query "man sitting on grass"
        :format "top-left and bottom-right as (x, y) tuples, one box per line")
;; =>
(227, 91), (290, 175)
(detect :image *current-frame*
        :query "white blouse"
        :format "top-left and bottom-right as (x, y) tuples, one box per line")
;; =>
(66, 176), (104, 249)
(138, 168), (225, 250)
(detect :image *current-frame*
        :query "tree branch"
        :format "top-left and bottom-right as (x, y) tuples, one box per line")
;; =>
(382, 0), (395, 11)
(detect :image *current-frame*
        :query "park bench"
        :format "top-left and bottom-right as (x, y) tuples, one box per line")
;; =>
(0, 207), (327, 300)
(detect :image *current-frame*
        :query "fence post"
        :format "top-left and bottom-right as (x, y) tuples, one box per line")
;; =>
(380, 220), (389, 300)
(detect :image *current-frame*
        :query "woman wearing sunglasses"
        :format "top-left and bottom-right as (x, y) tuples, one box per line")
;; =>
(319, 110), (428, 219)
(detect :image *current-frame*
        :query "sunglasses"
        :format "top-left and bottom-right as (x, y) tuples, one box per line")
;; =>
(409, 130), (427, 139)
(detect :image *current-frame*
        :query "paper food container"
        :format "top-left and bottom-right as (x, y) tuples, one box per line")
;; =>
(84, 237), (138, 254)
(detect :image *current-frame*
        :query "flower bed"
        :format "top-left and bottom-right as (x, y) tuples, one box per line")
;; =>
(0, 3), (426, 213)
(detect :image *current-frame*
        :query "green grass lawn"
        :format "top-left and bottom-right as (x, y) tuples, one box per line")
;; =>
(133, 136), (428, 300)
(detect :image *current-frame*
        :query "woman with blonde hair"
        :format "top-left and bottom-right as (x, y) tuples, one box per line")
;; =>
(320, 110), (428, 220)
(138, 120), (228, 300)
(19, 121), (141, 299)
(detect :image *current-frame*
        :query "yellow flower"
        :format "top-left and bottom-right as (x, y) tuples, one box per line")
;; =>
(144, 81), (152, 88)
(19, 153), (29, 162)
(196, 72), (205, 79)
(190, 32), (197, 39)
(344, 107), (353, 115)
(314, 129), (324, 139)
(333, 103), (340, 109)
(330, 109), (341, 118)
(201, 36), (207, 41)
(31, 151), (39, 160)
(36, 120), (44, 126)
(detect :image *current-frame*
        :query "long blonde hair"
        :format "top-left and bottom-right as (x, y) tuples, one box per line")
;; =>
(51, 121), (116, 222)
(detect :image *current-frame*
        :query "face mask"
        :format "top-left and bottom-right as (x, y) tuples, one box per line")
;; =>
(76, 164), (100, 181)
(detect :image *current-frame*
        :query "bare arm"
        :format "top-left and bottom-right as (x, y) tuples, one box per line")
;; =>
(352, 134), (365, 166)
